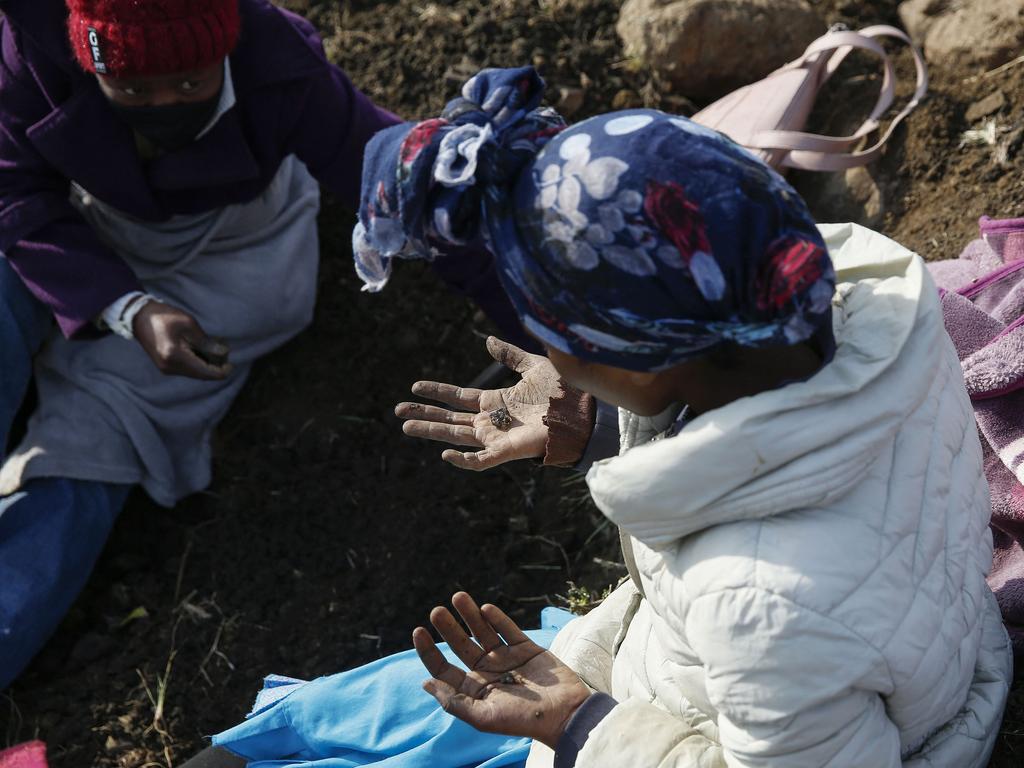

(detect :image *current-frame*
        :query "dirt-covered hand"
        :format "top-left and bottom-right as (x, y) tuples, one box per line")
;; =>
(132, 301), (232, 380)
(395, 336), (562, 471)
(413, 592), (591, 749)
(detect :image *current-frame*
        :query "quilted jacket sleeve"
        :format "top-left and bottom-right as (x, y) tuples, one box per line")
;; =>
(574, 586), (900, 768)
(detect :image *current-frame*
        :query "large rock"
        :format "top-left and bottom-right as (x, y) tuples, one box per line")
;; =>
(616, 0), (824, 102)
(898, 0), (1024, 68)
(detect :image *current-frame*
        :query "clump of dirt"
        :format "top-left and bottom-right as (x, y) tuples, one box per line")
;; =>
(4, 1), (1024, 766)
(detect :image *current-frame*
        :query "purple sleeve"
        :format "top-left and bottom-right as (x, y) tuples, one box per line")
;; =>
(554, 692), (619, 768)
(0, 21), (140, 338)
(280, 32), (400, 211)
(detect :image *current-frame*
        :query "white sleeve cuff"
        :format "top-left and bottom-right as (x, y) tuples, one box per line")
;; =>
(99, 291), (156, 339)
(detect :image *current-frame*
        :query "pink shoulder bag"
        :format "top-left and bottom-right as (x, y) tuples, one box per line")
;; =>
(692, 24), (928, 172)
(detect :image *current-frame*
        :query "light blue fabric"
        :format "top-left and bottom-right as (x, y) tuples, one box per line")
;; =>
(215, 610), (577, 767)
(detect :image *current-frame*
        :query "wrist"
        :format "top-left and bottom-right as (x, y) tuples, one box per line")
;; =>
(542, 696), (587, 750)
(100, 291), (157, 340)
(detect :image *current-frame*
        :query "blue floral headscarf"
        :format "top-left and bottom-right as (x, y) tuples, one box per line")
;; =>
(354, 67), (835, 372)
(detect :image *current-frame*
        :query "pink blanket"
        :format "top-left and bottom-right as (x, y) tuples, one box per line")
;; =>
(930, 215), (1024, 674)
(0, 742), (47, 768)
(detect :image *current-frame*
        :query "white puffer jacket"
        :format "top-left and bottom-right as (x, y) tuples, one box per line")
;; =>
(528, 224), (1012, 768)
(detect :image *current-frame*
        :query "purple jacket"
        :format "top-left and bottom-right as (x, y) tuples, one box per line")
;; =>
(0, 0), (399, 337)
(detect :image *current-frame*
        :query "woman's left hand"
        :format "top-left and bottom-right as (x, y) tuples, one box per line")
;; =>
(413, 592), (591, 749)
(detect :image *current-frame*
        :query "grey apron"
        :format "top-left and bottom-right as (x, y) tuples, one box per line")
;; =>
(0, 155), (321, 506)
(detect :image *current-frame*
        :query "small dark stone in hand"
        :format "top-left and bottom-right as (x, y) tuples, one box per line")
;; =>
(489, 407), (513, 430)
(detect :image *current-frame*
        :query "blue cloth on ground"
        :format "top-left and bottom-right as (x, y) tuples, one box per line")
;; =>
(214, 609), (577, 767)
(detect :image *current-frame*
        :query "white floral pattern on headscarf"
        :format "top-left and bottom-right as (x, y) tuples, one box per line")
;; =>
(354, 67), (835, 372)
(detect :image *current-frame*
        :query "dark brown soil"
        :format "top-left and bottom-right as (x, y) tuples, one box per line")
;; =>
(4, 1), (1024, 765)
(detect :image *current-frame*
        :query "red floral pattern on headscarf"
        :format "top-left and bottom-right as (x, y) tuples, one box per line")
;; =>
(643, 180), (711, 264)
(757, 236), (826, 311)
(400, 119), (449, 169)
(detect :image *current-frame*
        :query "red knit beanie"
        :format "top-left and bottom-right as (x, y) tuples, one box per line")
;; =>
(67, 0), (241, 78)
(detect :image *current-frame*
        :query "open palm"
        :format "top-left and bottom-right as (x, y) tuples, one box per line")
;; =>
(413, 592), (591, 749)
(395, 337), (561, 470)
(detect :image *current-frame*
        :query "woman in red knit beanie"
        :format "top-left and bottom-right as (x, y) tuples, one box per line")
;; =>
(65, 0), (241, 152)
(0, 0), (524, 746)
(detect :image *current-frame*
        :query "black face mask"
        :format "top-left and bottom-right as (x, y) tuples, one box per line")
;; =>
(110, 89), (222, 152)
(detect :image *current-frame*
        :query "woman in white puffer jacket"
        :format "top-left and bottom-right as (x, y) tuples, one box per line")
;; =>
(393, 72), (1011, 768)
(352, 70), (1011, 768)
(205, 68), (1012, 768)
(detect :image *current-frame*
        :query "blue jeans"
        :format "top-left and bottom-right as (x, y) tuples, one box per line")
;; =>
(0, 254), (49, 453)
(0, 256), (130, 690)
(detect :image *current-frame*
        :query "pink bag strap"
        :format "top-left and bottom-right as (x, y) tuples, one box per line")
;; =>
(749, 25), (928, 171)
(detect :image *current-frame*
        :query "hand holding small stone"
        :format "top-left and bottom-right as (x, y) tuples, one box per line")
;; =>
(395, 337), (560, 471)
(413, 592), (591, 749)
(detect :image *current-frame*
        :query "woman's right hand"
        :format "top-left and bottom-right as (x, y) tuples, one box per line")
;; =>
(133, 300), (232, 381)
(395, 337), (562, 471)
(414, 592), (591, 749)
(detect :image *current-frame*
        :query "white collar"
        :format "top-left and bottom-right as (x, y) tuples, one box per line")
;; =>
(196, 58), (237, 140)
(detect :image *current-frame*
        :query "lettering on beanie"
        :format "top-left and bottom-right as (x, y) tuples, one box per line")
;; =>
(87, 27), (107, 74)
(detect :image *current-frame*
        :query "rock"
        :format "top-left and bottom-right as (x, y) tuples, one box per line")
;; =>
(611, 88), (642, 110)
(813, 166), (886, 230)
(616, 0), (823, 101)
(966, 90), (1007, 123)
(554, 86), (586, 116)
(898, 0), (1024, 69)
